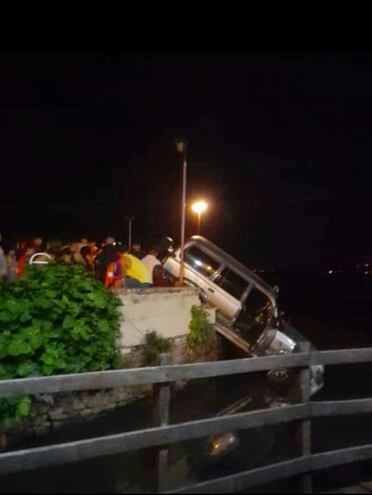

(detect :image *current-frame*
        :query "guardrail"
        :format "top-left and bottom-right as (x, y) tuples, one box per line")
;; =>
(1, 345), (372, 493)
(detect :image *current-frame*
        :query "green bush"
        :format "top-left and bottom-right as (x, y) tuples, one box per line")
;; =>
(0, 263), (122, 428)
(141, 331), (171, 367)
(187, 305), (215, 351)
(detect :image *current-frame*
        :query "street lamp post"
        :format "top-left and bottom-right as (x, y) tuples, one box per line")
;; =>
(191, 200), (208, 235)
(175, 138), (188, 285)
(125, 216), (134, 252)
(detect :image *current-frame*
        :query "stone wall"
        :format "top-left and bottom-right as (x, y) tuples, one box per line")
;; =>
(8, 384), (152, 437)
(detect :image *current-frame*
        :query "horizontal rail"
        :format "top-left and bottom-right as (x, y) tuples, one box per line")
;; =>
(312, 398), (372, 417)
(166, 456), (310, 493)
(167, 442), (372, 494)
(0, 404), (307, 476)
(0, 354), (309, 398)
(1, 348), (372, 398)
(2, 396), (372, 479)
(313, 348), (372, 366)
(312, 444), (372, 471)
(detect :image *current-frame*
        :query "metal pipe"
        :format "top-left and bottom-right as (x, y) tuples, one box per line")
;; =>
(180, 152), (187, 285)
(128, 217), (133, 252)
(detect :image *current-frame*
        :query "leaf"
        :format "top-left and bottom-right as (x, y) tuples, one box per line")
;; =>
(0, 311), (14, 323)
(87, 292), (107, 309)
(7, 336), (33, 356)
(97, 319), (110, 333)
(62, 315), (75, 330)
(16, 361), (40, 378)
(0, 364), (15, 379)
(16, 397), (32, 418)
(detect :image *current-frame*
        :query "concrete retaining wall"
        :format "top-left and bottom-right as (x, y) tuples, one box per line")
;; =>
(117, 287), (215, 353)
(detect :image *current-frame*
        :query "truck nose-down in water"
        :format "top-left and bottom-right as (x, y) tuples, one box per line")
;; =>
(164, 235), (324, 395)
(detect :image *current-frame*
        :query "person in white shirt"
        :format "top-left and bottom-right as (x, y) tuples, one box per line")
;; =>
(142, 247), (162, 284)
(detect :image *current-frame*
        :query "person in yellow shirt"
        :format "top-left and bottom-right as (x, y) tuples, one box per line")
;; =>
(105, 245), (152, 289)
(110, 246), (151, 289)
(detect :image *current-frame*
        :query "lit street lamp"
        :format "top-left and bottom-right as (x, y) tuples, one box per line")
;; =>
(175, 138), (188, 285)
(191, 200), (208, 234)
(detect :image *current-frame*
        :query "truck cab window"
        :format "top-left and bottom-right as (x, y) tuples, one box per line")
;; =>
(213, 268), (249, 300)
(184, 246), (221, 278)
(235, 288), (274, 343)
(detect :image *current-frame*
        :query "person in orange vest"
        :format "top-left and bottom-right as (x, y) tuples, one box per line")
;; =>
(17, 244), (35, 277)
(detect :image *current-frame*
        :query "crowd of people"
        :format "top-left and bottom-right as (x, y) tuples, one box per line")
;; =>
(0, 232), (176, 290)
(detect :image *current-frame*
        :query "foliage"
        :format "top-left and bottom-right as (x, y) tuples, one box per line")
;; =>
(141, 331), (171, 367)
(187, 305), (215, 351)
(113, 353), (131, 370)
(0, 396), (32, 430)
(0, 263), (122, 428)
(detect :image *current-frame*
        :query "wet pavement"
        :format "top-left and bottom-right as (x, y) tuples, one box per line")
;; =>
(1, 271), (372, 493)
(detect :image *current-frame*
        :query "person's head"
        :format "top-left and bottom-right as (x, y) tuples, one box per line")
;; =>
(132, 242), (141, 253)
(104, 236), (115, 246)
(32, 237), (43, 248)
(25, 246), (36, 257)
(147, 246), (159, 257)
(115, 244), (128, 259)
(88, 241), (98, 254)
(80, 238), (88, 246)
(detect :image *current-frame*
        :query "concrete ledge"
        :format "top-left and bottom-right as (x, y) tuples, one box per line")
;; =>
(117, 287), (199, 297)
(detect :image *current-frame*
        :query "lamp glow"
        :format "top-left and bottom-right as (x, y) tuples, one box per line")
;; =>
(191, 200), (208, 215)
(191, 200), (208, 234)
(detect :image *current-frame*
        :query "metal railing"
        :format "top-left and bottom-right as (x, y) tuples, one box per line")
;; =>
(1, 345), (372, 493)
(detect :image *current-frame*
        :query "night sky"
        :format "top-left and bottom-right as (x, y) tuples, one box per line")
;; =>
(1, 53), (372, 269)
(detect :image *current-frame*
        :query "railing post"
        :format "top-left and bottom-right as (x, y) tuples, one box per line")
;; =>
(299, 341), (312, 493)
(157, 353), (171, 493)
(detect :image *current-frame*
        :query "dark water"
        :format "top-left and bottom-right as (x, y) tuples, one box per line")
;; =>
(1, 271), (372, 493)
